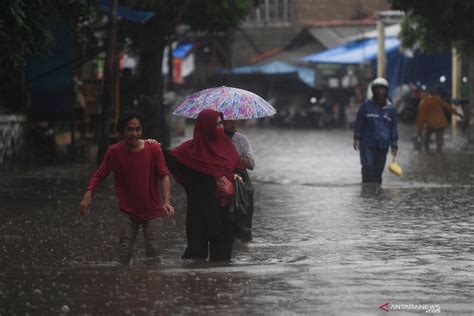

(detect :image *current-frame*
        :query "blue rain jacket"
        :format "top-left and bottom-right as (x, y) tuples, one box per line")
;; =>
(354, 99), (398, 150)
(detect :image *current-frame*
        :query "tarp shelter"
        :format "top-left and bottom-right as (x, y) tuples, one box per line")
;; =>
(230, 61), (316, 88)
(301, 37), (451, 96)
(162, 43), (195, 84)
(173, 43), (193, 59)
(99, 0), (154, 23)
(303, 37), (400, 64)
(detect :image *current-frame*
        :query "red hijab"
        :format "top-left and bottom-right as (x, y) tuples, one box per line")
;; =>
(172, 109), (241, 177)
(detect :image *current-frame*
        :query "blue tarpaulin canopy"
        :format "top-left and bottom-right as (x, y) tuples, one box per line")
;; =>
(173, 43), (193, 59)
(99, 0), (154, 23)
(231, 61), (316, 87)
(387, 49), (451, 95)
(301, 36), (451, 96)
(303, 37), (400, 64)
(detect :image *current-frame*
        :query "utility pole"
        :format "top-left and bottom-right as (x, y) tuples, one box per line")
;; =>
(376, 11), (404, 79)
(451, 47), (461, 129)
(376, 18), (385, 78)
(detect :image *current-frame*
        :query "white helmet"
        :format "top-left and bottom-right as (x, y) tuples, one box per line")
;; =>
(371, 77), (389, 90)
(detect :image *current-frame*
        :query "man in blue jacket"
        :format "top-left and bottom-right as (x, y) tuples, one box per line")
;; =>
(353, 78), (398, 184)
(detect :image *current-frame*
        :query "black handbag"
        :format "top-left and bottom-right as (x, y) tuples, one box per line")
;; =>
(229, 172), (254, 227)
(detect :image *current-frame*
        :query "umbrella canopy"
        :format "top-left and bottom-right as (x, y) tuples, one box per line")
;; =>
(172, 86), (276, 120)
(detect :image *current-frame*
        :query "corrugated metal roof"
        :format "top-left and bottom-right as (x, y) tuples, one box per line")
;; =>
(307, 25), (376, 49)
(346, 23), (401, 41)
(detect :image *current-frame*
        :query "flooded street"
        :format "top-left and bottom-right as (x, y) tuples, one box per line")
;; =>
(1, 125), (473, 315)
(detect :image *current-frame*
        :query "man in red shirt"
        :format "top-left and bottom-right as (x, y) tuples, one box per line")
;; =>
(80, 111), (174, 264)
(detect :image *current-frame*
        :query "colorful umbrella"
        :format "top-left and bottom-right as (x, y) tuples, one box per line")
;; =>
(172, 86), (276, 120)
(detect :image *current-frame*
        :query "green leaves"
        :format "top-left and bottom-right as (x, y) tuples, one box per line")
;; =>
(178, 0), (254, 32)
(392, 0), (474, 56)
(0, 0), (95, 74)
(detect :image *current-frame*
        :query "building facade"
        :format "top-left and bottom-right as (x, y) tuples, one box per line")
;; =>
(232, 0), (390, 66)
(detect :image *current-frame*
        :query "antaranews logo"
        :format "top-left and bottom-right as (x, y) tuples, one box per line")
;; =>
(379, 302), (441, 313)
(379, 302), (389, 312)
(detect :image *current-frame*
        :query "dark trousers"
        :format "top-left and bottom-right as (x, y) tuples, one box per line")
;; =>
(424, 128), (444, 153)
(182, 207), (234, 261)
(183, 237), (234, 261)
(360, 146), (388, 184)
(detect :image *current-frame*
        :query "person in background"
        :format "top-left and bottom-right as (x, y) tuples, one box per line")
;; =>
(165, 109), (244, 261)
(79, 111), (174, 264)
(353, 78), (398, 184)
(120, 68), (138, 112)
(224, 119), (255, 242)
(223, 120), (255, 170)
(416, 85), (463, 153)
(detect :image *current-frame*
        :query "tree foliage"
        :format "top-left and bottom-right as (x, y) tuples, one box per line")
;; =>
(94, 0), (255, 156)
(0, 0), (96, 76)
(0, 0), (99, 109)
(124, 0), (254, 33)
(1, 0), (254, 155)
(0, 0), (253, 102)
(391, 0), (474, 56)
(117, 0), (255, 147)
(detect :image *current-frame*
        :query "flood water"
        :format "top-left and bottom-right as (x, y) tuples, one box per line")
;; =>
(1, 124), (473, 315)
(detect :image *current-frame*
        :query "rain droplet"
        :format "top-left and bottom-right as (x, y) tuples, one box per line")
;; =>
(32, 289), (42, 295)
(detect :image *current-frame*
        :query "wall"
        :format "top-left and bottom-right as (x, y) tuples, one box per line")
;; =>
(294, 0), (391, 26)
(0, 115), (27, 168)
(232, 0), (391, 67)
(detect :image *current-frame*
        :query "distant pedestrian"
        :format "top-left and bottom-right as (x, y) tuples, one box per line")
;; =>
(416, 85), (463, 153)
(353, 78), (398, 184)
(224, 119), (255, 242)
(165, 109), (244, 261)
(79, 111), (174, 264)
(224, 120), (255, 170)
(120, 68), (138, 112)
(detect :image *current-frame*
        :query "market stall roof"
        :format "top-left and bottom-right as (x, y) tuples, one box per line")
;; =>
(346, 23), (401, 41)
(302, 37), (400, 64)
(231, 61), (316, 87)
(99, 0), (154, 23)
(304, 25), (375, 49)
(173, 43), (193, 59)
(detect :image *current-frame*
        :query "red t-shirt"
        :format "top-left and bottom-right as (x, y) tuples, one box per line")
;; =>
(87, 141), (169, 220)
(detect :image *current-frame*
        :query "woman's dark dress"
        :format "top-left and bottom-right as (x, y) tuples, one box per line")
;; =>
(165, 151), (234, 261)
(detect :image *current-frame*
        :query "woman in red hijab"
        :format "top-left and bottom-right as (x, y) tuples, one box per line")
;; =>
(166, 109), (243, 261)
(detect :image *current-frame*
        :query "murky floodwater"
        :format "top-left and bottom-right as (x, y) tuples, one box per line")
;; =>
(1, 124), (473, 315)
